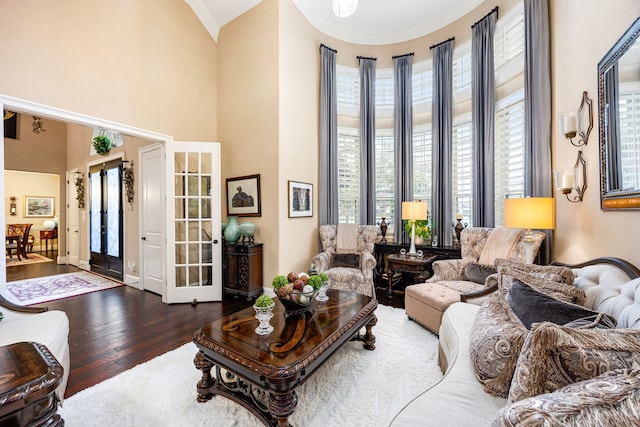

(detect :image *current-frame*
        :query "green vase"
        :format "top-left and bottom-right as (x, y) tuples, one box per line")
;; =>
(223, 216), (240, 243)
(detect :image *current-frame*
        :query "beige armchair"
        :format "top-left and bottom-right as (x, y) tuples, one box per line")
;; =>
(405, 227), (546, 333)
(311, 224), (378, 298)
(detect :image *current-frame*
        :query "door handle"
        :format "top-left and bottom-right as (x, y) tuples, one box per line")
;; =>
(141, 236), (147, 240)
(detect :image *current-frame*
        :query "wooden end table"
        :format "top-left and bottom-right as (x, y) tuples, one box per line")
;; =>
(385, 253), (438, 295)
(193, 289), (377, 427)
(0, 342), (64, 427)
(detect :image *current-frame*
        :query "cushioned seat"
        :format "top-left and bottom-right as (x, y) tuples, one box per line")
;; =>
(405, 283), (461, 334)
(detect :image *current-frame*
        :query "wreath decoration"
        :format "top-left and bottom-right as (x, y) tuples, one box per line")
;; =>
(92, 134), (112, 156)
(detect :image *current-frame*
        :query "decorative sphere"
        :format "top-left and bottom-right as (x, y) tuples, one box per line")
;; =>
(43, 220), (56, 230)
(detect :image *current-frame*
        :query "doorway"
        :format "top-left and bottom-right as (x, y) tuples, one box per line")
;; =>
(89, 159), (124, 280)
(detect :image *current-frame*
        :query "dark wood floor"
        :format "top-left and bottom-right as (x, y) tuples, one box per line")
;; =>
(6, 254), (404, 398)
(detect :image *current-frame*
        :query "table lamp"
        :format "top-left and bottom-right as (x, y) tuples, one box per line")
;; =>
(504, 197), (555, 263)
(402, 201), (427, 256)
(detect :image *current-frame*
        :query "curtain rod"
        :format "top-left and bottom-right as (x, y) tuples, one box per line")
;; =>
(319, 44), (337, 54)
(471, 6), (499, 28)
(392, 52), (414, 59)
(429, 37), (455, 50)
(357, 56), (377, 61)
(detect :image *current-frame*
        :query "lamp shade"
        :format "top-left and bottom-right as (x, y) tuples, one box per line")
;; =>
(402, 201), (427, 220)
(504, 197), (555, 230)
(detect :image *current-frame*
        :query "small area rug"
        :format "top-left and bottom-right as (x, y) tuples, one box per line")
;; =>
(5, 271), (123, 306)
(59, 304), (442, 427)
(6, 252), (54, 267)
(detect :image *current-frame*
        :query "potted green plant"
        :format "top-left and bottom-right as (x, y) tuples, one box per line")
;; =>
(92, 134), (112, 156)
(404, 215), (432, 244)
(253, 294), (275, 335)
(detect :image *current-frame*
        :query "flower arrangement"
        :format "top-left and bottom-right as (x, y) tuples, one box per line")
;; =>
(74, 175), (85, 209)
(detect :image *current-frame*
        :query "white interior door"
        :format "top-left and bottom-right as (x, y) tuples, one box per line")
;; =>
(165, 141), (222, 304)
(140, 145), (165, 295)
(66, 169), (81, 266)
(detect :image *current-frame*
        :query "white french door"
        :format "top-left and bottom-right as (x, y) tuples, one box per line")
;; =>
(165, 141), (222, 304)
(66, 169), (81, 266)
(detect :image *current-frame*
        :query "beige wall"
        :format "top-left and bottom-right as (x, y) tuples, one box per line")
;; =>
(0, 0), (218, 141)
(550, 0), (640, 266)
(4, 114), (68, 253)
(218, 0), (281, 282)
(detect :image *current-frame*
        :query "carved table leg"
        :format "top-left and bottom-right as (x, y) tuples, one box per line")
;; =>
(386, 268), (395, 296)
(363, 313), (377, 351)
(194, 351), (214, 402)
(269, 390), (298, 427)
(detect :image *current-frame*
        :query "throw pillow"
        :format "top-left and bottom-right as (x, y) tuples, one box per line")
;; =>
(495, 259), (576, 286)
(464, 262), (497, 285)
(497, 264), (585, 306)
(508, 322), (640, 404)
(470, 293), (528, 398)
(506, 280), (617, 329)
(330, 253), (360, 269)
(493, 369), (640, 427)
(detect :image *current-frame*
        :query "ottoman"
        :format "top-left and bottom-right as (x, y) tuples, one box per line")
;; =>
(405, 283), (460, 334)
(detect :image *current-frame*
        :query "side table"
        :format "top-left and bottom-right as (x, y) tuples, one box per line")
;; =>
(385, 253), (438, 296)
(40, 229), (58, 253)
(0, 342), (64, 427)
(223, 243), (263, 301)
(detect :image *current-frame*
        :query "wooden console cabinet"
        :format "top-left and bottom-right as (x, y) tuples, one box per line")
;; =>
(223, 243), (263, 300)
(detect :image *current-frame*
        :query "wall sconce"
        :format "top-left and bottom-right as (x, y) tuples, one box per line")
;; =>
(9, 196), (17, 215)
(559, 91), (593, 147)
(554, 151), (587, 203)
(32, 116), (46, 134)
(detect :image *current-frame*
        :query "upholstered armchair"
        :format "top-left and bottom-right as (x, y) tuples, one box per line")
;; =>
(311, 224), (378, 298)
(405, 227), (546, 334)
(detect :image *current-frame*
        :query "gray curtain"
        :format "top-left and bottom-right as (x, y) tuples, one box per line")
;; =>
(393, 54), (414, 243)
(471, 11), (497, 227)
(359, 57), (377, 225)
(432, 40), (454, 247)
(605, 63), (621, 190)
(524, 0), (552, 263)
(319, 45), (339, 225)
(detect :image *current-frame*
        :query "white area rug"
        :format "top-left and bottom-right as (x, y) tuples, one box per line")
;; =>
(5, 271), (123, 305)
(59, 304), (442, 426)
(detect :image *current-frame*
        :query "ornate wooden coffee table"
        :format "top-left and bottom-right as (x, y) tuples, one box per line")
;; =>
(193, 289), (377, 426)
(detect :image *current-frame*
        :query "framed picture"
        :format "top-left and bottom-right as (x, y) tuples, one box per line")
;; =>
(288, 180), (313, 217)
(226, 174), (261, 217)
(24, 196), (55, 218)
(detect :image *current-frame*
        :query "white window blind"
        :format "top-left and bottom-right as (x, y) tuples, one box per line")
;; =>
(494, 92), (525, 226)
(413, 127), (432, 203)
(337, 128), (360, 223)
(452, 120), (473, 223)
(375, 133), (395, 225)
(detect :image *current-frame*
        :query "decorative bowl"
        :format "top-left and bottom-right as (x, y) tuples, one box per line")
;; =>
(278, 288), (319, 316)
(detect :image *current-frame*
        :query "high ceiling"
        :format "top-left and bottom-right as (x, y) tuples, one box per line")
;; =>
(185, 0), (485, 45)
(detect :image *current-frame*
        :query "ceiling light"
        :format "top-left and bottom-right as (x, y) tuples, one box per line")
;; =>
(332, 0), (358, 18)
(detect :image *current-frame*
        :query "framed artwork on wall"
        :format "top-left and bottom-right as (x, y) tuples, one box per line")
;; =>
(288, 180), (313, 217)
(226, 174), (261, 217)
(24, 196), (55, 218)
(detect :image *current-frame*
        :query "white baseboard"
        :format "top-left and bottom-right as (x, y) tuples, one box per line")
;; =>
(124, 274), (141, 289)
(56, 255), (67, 264)
(78, 261), (91, 271)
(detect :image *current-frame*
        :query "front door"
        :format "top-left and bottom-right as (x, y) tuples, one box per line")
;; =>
(89, 159), (124, 280)
(165, 142), (222, 304)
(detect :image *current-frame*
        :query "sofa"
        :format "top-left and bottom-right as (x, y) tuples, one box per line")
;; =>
(0, 294), (70, 401)
(391, 257), (640, 426)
